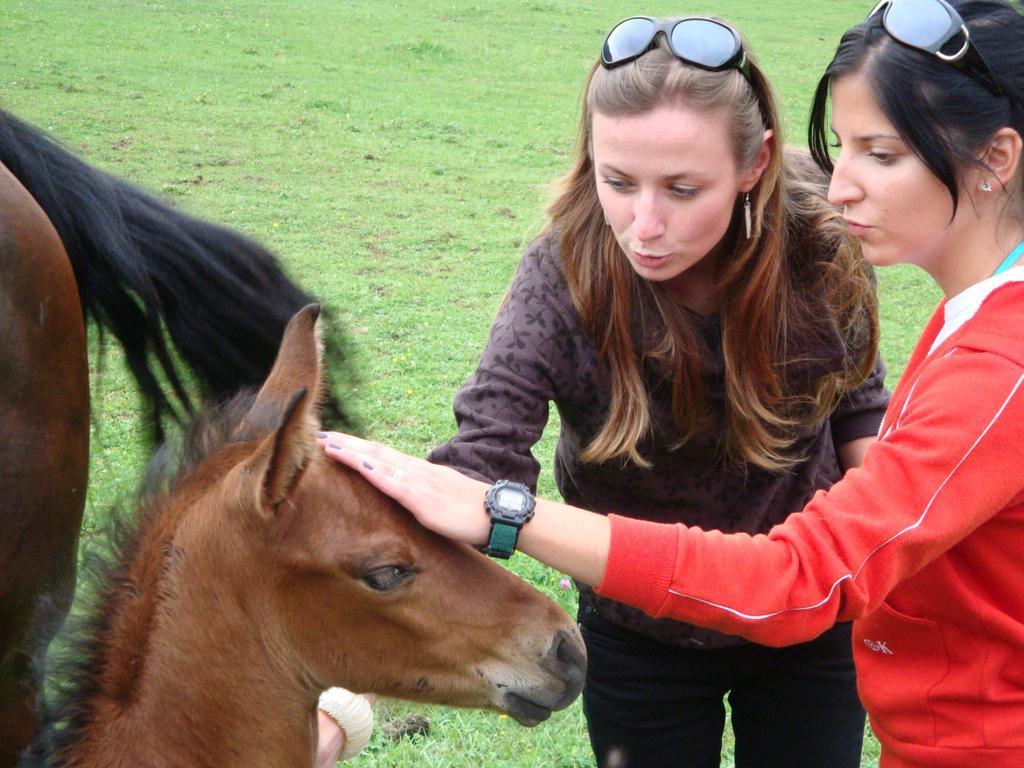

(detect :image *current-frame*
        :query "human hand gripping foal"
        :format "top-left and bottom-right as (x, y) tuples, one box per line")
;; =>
(315, 689), (377, 767)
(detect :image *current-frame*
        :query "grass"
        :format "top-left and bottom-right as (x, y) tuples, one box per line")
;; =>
(2, 1), (940, 765)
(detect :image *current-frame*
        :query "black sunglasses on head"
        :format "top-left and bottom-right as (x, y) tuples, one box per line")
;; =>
(869, 0), (1004, 97)
(601, 16), (753, 84)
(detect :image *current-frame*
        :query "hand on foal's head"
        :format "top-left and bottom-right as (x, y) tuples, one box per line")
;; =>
(319, 432), (492, 547)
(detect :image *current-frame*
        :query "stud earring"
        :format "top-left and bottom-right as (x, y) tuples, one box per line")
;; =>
(981, 181), (993, 193)
(743, 192), (752, 239)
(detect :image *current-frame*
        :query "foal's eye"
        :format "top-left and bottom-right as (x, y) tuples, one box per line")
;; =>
(361, 566), (414, 592)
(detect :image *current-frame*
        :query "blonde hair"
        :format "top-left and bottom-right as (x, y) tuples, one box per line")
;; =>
(546, 30), (878, 471)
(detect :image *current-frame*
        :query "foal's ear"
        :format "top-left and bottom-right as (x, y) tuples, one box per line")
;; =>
(247, 385), (313, 510)
(236, 303), (324, 511)
(237, 303), (324, 440)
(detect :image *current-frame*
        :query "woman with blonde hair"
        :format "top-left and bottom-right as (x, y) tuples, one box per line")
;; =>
(330, 14), (887, 768)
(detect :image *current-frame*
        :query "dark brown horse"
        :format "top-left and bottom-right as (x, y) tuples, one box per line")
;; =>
(22, 305), (585, 767)
(0, 108), (354, 766)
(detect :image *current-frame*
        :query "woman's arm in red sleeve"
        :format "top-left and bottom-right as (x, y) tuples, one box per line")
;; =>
(595, 350), (1024, 646)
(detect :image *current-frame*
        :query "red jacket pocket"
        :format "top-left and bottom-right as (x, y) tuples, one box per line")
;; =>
(854, 602), (950, 746)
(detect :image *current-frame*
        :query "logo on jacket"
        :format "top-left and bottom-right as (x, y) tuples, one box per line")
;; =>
(863, 638), (894, 655)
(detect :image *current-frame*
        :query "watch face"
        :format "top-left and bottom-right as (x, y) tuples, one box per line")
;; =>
(484, 481), (535, 557)
(496, 487), (528, 511)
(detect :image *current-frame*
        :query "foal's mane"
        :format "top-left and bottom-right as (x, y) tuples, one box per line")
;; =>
(33, 392), (265, 765)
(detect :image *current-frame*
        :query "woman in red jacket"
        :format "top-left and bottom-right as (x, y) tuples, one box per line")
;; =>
(325, 0), (1024, 765)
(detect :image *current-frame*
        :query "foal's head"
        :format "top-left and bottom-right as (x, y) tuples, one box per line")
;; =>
(208, 304), (586, 721)
(50, 304), (584, 766)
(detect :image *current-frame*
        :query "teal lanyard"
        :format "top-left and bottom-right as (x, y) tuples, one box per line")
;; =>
(993, 240), (1024, 277)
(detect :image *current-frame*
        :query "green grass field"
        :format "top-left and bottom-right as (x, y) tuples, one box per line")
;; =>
(2, 1), (941, 765)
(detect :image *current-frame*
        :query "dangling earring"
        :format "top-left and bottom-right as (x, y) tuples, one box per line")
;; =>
(981, 181), (993, 193)
(743, 192), (752, 240)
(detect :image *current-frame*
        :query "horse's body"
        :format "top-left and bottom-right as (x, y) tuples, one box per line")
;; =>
(24, 306), (585, 767)
(0, 107), (353, 765)
(0, 160), (89, 768)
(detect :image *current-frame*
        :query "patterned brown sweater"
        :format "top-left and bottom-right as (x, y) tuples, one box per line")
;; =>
(429, 232), (889, 648)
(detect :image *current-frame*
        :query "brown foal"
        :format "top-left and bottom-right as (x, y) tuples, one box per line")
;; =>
(35, 305), (585, 768)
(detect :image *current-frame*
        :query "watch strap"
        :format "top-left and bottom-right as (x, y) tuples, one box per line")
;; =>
(484, 521), (520, 559)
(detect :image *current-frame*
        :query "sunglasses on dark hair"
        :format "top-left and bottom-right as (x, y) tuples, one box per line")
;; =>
(869, 0), (1004, 97)
(601, 16), (753, 84)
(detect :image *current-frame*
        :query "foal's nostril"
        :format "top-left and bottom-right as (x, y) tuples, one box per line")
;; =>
(544, 629), (587, 691)
(556, 630), (585, 666)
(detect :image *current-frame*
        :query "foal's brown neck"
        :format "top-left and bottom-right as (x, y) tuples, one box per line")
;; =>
(68, 521), (321, 767)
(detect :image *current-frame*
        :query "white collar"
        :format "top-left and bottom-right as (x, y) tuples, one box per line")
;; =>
(929, 266), (1024, 355)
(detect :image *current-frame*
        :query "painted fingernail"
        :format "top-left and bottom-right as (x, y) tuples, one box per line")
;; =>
(327, 442), (343, 451)
(317, 431), (328, 439)
(362, 460), (374, 471)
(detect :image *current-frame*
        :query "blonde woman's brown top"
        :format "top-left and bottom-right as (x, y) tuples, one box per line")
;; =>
(430, 233), (889, 649)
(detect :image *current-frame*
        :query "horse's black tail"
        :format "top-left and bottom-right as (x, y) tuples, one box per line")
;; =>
(0, 107), (355, 439)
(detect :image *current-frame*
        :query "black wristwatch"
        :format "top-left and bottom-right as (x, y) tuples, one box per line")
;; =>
(482, 480), (536, 559)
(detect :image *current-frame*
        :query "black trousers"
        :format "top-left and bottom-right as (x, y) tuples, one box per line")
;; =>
(579, 605), (865, 768)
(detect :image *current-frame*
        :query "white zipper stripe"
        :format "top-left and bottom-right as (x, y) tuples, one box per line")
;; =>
(667, 370), (1024, 622)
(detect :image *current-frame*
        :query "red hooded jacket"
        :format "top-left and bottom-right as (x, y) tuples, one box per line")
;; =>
(598, 280), (1024, 767)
